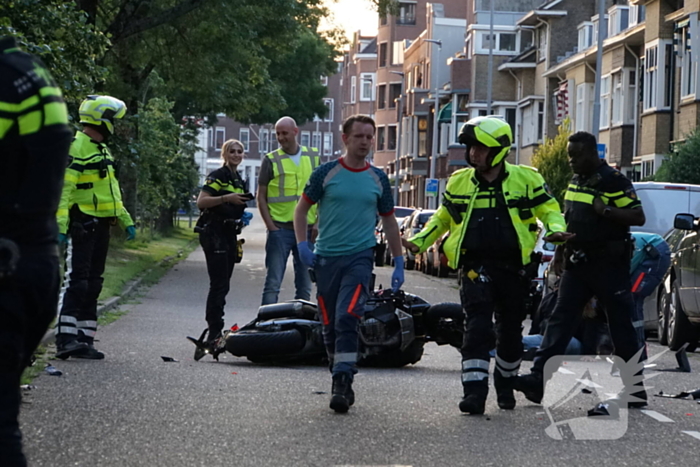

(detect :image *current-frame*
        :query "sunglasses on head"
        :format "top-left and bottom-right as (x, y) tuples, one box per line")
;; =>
(229, 148), (244, 154)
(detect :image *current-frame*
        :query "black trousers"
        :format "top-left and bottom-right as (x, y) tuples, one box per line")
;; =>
(0, 249), (59, 467)
(532, 255), (641, 378)
(459, 262), (529, 396)
(56, 215), (111, 345)
(200, 229), (238, 338)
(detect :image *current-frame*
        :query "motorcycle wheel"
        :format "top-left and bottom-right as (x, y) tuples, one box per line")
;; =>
(225, 329), (306, 358)
(425, 302), (464, 348)
(359, 341), (425, 368)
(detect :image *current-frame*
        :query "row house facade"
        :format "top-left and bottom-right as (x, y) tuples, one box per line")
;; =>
(194, 71), (344, 198)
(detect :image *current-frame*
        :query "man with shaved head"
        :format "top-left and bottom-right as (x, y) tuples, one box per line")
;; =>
(257, 116), (320, 304)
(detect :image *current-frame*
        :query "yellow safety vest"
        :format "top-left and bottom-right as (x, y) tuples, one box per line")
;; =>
(57, 131), (134, 234)
(266, 146), (320, 224)
(409, 162), (566, 269)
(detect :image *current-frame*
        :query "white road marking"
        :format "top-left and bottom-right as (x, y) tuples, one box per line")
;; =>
(682, 431), (700, 440)
(641, 410), (674, 422)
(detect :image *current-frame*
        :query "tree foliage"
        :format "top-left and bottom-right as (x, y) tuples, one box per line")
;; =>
(2, 0), (341, 233)
(531, 119), (573, 208)
(652, 128), (700, 184)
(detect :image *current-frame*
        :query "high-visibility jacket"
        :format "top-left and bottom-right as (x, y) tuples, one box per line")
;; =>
(409, 162), (566, 269)
(265, 146), (319, 224)
(57, 131), (134, 234)
(0, 36), (72, 244)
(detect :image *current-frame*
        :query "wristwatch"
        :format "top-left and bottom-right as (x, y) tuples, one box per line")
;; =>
(602, 206), (612, 217)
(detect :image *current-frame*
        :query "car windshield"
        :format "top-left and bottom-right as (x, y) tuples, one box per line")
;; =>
(394, 207), (414, 218)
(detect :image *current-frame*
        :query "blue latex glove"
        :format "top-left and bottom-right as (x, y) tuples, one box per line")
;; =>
(297, 241), (316, 268)
(241, 211), (253, 226)
(58, 233), (68, 246)
(392, 256), (405, 292)
(126, 226), (136, 241)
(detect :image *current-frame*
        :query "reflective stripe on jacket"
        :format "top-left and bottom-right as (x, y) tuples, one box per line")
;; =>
(266, 146), (319, 223)
(57, 131), (134, 233)
(408, 162), (566, 269)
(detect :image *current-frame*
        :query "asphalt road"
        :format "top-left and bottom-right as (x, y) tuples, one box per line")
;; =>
(21, 216), (700, 466)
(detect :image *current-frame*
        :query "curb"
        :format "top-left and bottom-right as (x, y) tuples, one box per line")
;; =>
(40, 245), (193, 347)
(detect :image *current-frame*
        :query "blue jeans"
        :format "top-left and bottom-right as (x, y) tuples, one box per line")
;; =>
(314, 248), (374, 377)
(631, 241), (672, 361)
(521, 335), (582, 355)
(261, 228), (312, 305)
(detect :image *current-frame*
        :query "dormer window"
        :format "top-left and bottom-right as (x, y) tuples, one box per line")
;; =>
(629, 4), (646, 27)
(578, 22), (594, 50)
(608, 5), (630, 37)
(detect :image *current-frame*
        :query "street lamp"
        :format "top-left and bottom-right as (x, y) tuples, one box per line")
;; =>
(425, 38), (442, 210)
(390, 70), (405, 205)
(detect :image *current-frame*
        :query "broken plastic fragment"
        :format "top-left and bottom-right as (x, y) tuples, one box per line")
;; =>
(161, 356), (179, 362)
(45, 365), (62, 376)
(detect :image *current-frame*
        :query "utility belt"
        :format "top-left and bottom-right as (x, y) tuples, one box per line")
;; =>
(69, 206), (114, 239)
(195, 212), (243, 237)
(460, 251), (542, 283)
(566, 238), (633, 265)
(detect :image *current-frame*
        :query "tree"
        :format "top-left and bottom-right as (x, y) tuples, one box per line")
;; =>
(651, 128), (700, 184)
(531, 119), (572, 208)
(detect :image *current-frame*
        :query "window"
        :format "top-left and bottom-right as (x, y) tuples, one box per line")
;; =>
(417, 117), (428, 157)
(324, 98), (334, 122)
(350, 76), (357, 104)
(608, 5), (629, 37)
(643, 41), (672, 110)
(505, 108), (516, 135)
(679, 24), (696, 98)
(376, 126), (385, 151)
(537, 102), (544, 141)
(377, 84), (386, 110)
(388, 125), (397, 150)
(611, 72), (623, 125)
(397, 1), (416, 25)
(379, 42), (388, 68)
(578, 22), (593, 50)
(392, 41), (405, 65)
(642, 159), (655, 178)
(575, 83), (595, 132)
(592, 15), (608, 44)
(269, 131), (277, 151)
(600, 75), (611, 129)
(312, 131), (321, 150)
(360, 73), (375, 101)
(475, 31), (518, 54)
(323, 132), (333, 156)
(629, 5), (645, 27)
(260, 128), (269, 154)
(239, 128), (250, 152)
(215, 127), (225, 149)
(389, 83), (401, 109)
(300, 131), (311, 148)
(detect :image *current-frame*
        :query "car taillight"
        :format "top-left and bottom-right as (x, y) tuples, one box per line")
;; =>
(541, 254), (553, 262)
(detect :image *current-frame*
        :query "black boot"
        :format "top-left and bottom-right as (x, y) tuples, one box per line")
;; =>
(330, 373), (352, 413)
(459, 382), (487, 415)
(55, 339), (89, 360)
(494, 371), (516, 410)
(76, 335), (105, 360)
(514, 372), (544, 404)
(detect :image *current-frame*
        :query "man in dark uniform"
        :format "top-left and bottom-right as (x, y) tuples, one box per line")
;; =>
(0, 36), (72, 466)
(516, 131), (647, 412)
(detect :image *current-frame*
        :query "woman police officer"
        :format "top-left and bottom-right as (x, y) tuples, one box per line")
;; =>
(196, 139), (252, 349)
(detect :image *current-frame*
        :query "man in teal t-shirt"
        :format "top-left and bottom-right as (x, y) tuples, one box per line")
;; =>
(293, 115), (404, 413)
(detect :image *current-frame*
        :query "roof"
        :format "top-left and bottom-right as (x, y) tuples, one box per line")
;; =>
(361, 38), (377, 55)
(517, 9), (567, 26)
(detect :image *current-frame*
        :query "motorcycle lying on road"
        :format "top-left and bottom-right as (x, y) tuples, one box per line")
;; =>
(187, 288), (463, 367)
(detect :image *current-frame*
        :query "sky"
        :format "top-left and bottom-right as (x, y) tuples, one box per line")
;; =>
(321, 0), (379, 41)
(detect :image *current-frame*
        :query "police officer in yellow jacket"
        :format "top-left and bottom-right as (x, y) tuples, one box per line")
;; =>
(404, 116), (567, 414)
(0, 35), (72, 467)
(55, 95), (135, 360)
(258, 116), (320, 305)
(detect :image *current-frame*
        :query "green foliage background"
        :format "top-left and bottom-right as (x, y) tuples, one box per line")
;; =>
(651, 128), (700, 184)
(1, 0), (342, 234)
(531, 119), (573, 209)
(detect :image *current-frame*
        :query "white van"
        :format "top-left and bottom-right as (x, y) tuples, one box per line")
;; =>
(633, 182), (700, 235)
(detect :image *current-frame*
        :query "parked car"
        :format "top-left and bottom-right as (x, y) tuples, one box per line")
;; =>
(401, 209), (437, 270)
(633, 182), (700, 235)
(651, 214), (700, 351)
(375, 206), (415, 267)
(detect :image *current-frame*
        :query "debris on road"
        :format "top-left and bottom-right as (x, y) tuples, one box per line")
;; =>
(161, 356), (179, 362)
(655, 389), (700, 400)
(45, 365), (62, 376)
(20, 384), (35, 391)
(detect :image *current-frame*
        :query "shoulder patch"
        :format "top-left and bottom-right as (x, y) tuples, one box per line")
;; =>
(624, 187), (637, 199)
